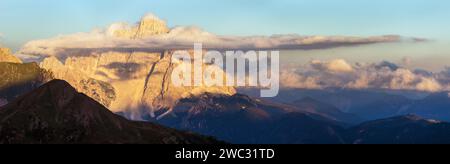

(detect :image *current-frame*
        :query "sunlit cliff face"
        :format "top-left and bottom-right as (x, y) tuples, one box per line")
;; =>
(30, 15), (238, 120)
(0, 47), (21, 63)
(38, 48), (236, 121)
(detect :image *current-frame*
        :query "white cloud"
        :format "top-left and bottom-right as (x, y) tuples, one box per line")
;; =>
(311, 59), (354, 73)
(16, 14), (411, 59)
(280, 59), (450, 92)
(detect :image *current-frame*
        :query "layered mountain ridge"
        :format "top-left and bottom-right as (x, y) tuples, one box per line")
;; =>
(155, 93), (348, 144)
(0, 62), (53, 105)
(0, 80), (221, 144)
(30, 14), (235, 120)
(345, 114), (450, 144)
(4, 13), (450, 144)
(153, 92), (450, 144)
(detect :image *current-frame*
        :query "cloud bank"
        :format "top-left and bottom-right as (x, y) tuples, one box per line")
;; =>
(17, 14), (413, 59)
(281, 59), (450, 92)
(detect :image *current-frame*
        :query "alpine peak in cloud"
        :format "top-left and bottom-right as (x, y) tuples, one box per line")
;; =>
(17, 13), (415, 59)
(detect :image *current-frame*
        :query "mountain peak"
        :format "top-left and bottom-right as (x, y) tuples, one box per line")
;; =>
(141, 13), (164, 22)
(112, 13), (169, 39)
(0, 79), (220, 144)
(135, 14), (169, 38)
(35, 79), (77, 104)
(2, 79), (99, 118)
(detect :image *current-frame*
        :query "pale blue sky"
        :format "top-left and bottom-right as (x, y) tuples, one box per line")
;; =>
(0, 0), (449, 50)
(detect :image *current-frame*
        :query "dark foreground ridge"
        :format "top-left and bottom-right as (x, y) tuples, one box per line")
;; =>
(0, 80), (220, 144)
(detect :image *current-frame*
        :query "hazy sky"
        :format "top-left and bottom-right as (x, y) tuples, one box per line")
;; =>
(1, 0), (449, 50)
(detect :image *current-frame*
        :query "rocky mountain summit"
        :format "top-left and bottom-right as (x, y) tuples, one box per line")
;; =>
(28, 14), (236, 120)
(111, 13), (170, 39)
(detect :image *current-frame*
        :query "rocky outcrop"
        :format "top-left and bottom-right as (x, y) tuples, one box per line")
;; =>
(0, 48), (22, 63)
(112, 14), (169, 39)
(39, 56), (116, 107)
(40, 51), (236, 120)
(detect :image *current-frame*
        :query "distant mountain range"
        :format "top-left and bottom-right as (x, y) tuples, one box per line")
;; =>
(240, 88), (450, 122)
(151, 92), (450, 144)
(0, 80), (220, 144)
(2, 12), (450, 144)
(1, 79), (450, 144)
(291, 97), (363, 125)
(345, 115), (450, 144)
(2, 55), (450, 144)
(151, 93), (346, 144)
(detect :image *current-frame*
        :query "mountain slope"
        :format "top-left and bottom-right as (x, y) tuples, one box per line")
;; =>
(155, 92), (450, 144)
(406, 92), (450, 121)
(291, 97), (363, 125)
(0, 80), (220, 144)
(241, 88), (416, 121)
(345, 115), (450, 144)
(155, 93), (346, 144)
(0, 62), (53, 103)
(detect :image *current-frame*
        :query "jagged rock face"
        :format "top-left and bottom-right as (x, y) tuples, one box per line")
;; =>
(40, 51), (236, 120)
(112, 14), (169, 39)
(31, 14), (234, 120)
(0, 48), (22, 63)
(39, 56), (116, 107)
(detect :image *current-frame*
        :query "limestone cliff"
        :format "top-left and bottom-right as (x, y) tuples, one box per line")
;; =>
(40, 56), (116, 108)
(0, 48), (22, 63)
(29, 14), (235, 120)
(40, 51), (236, 120)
